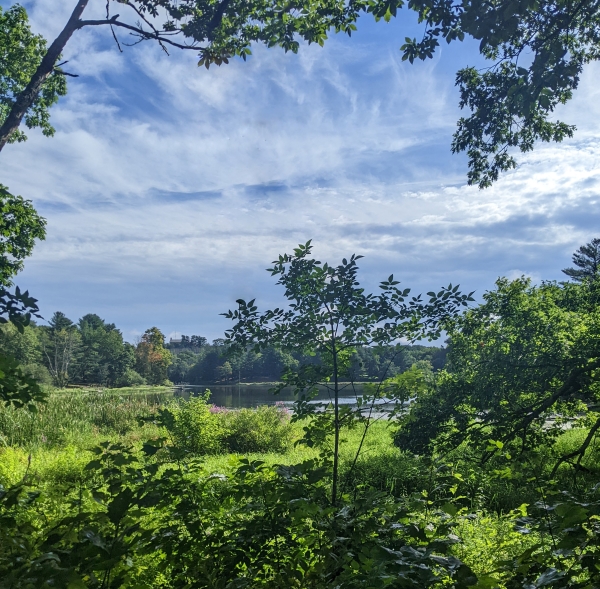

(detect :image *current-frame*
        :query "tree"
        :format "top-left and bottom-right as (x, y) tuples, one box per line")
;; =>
(39, 311), (80, 387)
(214, 360), (233, 381)
(168, 348), (198, 382)
(0, 185), (46, 286)
(0, 5), (67, 148)
(401, 0), (600, 187)
(396, 276), (600, 472)
(135, 326), (172, 385)
(0, 0), (365, 152)
(4, 1), (595, 187)
(0, 320), (41, 366)
(0, 285), (44, 408)
(224, 240), (473, 504)
(0, 181), (45, 405)
(167, 334), (208, 351)
(563, 237), (600, 282)
(190, 335), (207, 348)
(73, 313), (134, 385)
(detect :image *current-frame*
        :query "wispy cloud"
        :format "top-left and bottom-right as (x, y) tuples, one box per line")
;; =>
(1, 1), (599, 340)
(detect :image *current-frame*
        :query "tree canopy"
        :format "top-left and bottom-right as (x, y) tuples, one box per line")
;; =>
(2, 0), (600, 186)
(0, 5), (66, 145)
(396, 274), (600, 473)
(0, 0), (364, 151)
(403, 0), (600, 187)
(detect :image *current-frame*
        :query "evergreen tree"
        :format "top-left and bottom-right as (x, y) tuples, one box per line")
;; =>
(562, 238), (600, 282)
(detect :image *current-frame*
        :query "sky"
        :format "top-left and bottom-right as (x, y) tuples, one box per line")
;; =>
(1, 0), (600, 343)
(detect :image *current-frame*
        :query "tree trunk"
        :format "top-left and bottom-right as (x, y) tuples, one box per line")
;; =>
(332, 337), (340, 506)
(0, 0), (90, 152)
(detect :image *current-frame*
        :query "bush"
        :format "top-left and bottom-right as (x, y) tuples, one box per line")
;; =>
(168, 393), (225, 455)
(222, 404), (293, 453)
(21, 363), (52, 386)
(114, 368), (146, 387)
(166, 395), (294, 455)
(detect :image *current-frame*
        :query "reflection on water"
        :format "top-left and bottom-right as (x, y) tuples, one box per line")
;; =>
(173, 383), (409, 416)
(174, 383), (366, 408)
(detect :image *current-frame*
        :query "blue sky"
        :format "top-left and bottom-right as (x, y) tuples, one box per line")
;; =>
(2, 0), (600, 342)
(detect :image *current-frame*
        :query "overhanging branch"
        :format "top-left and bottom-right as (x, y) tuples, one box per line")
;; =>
(78, 19), (204, 51)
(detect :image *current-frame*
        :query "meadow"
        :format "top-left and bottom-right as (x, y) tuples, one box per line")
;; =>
(2, 386), (599, 588)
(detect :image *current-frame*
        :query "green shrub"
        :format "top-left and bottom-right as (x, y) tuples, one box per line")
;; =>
(0, 447), (28, 486)
(222, 404), (293, 454)
(167, 393), (225, 455)
(115, 368), (146, 387)
(166, 395), (294, 455)
(452, 511), (539, 587)
(21, 363), (52, 386)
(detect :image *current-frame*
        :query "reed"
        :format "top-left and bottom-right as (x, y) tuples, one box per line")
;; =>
(0, 387), (174, 449)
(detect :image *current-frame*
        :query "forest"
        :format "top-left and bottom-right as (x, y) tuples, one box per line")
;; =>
(2, 0), (600, 588)
(0, 315), (447, 387)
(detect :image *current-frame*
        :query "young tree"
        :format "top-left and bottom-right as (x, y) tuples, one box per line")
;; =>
(563, 237), (600, 282)
(224, 241), (473, 504)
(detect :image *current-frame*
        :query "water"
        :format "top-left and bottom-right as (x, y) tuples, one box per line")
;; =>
(174, 383), (364, 408)
(174, 383), (409, 416)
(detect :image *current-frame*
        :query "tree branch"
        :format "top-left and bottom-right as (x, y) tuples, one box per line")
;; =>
(78, 19), (203, 52)
(0, 0), (91, 152)
(550, 414), (600, 477)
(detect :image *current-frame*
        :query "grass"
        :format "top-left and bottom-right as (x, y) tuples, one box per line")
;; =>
(0, 386), (173, 450)
(3, 389), (599, 507)
(3, 389), (598, 587)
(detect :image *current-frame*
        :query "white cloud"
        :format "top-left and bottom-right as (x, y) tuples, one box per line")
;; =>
(1, 2), (599, 339)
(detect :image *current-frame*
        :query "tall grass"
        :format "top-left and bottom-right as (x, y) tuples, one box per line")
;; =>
(0, 387), (174, 449)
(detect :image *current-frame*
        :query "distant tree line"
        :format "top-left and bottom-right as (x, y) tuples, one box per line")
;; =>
(0, 314), (447, 388)
(0, 313), (173, 387)
(167, 338), (447, 384)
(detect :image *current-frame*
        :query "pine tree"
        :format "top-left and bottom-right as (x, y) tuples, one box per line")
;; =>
(562, 238), (600, 282)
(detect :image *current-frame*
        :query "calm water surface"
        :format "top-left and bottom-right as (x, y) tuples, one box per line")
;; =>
(174, 383), (405, 415)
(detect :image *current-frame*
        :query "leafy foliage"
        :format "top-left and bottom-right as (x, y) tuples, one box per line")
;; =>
(224, 240), (472, 504)
(396, 276), (600, 472)
(0, 185), (46, 286)
(4, 245), (600, 587)
(0, 4), (67, 143)
(0, 285), (43, 409)
(0, 352), (45, 411)
(400, 0), (600, 187)
(163, 391), (295, 454)
(171, 338), (445, 384)
(135, 327), (172, 385)
(74, 314), (135, 386)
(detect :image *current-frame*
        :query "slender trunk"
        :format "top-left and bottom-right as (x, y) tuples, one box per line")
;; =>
(0, 0), (90, 152)
(332, 337), (339, 506)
